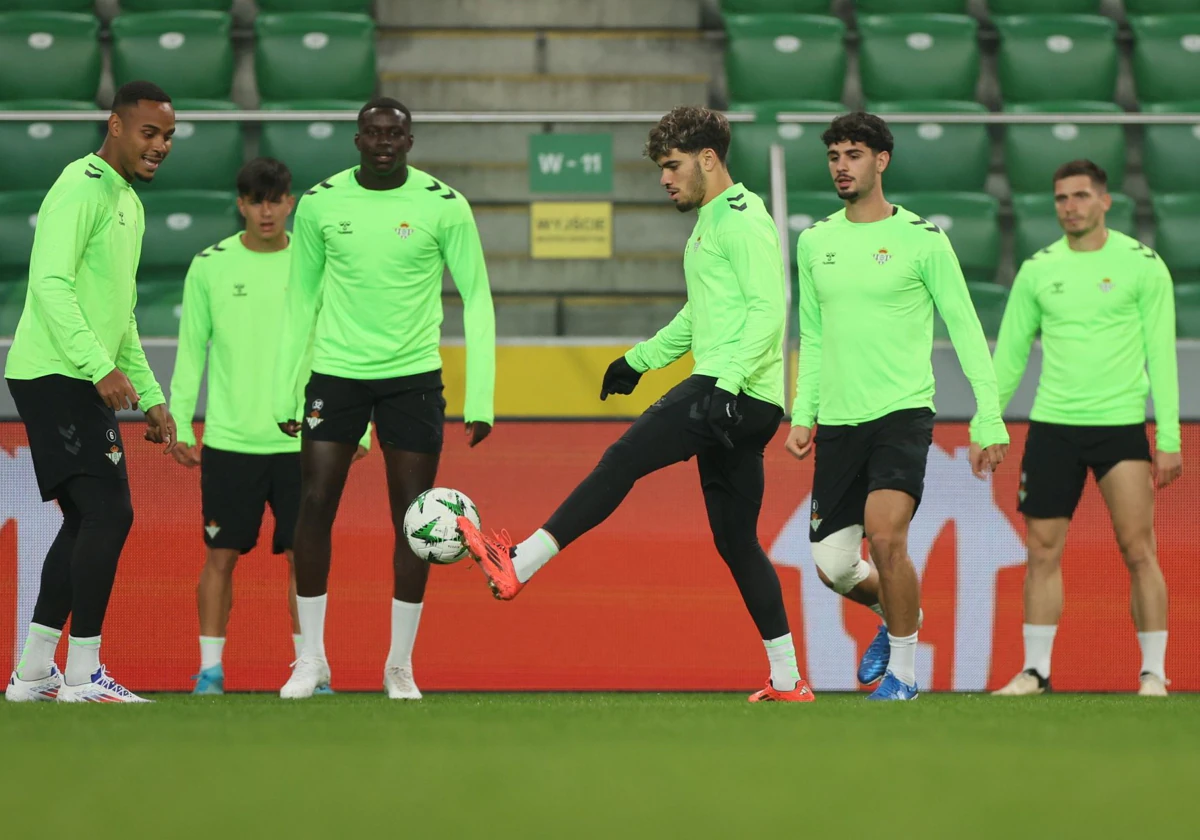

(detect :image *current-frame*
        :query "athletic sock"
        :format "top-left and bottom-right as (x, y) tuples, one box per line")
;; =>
(1022, 624), (1057, 679)
(16, 622), (61, 681)
(296, 594), (327, 660)
(1137, 630), (1167, 681)
(65, 635), (101, 685)
(871, 606), (922, 628)
(763, 633), (801, 691)
(199, 636), (224, 671)
(293, 634), (304, 661)
(386, 599), (424, 669)
(887, 632), (918, 686)
(513, 529), (559, 583)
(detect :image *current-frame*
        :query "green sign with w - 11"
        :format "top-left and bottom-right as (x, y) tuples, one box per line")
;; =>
(529, 133), (613, 194)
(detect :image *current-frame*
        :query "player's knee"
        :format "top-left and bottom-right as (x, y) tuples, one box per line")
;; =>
(865, 528), (906, 567)
(1118, 534), (1158, 572)
(72, 478), (134, 536)
(298, 484), (339, 525)
(812, 526), (870, 594)
(206, 550), (238, 576)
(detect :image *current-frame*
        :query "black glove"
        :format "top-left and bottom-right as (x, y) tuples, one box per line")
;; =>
(600, 356), (643, 401)
(707, 388), (742, 449)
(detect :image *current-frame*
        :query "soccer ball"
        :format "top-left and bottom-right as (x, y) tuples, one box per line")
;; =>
(403, 487), (481, 565)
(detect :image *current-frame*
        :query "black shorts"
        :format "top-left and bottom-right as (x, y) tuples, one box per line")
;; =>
(201, 447), (301, 555)
(7, 375), (128, 501)
(302, 370), (445, 454)
(809, 407), (935, 542)
(1018, 421), (1151, 520)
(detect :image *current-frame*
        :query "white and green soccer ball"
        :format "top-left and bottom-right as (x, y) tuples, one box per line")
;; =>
(403, 487), (481, 565)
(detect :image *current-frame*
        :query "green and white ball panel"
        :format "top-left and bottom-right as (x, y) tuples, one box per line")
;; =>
(403, 487), (482, 565)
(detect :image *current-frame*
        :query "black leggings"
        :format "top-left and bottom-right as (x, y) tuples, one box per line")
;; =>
(544, 376), (790, 640)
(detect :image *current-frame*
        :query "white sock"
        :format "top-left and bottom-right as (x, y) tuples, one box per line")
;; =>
(293, 634), (304, 661)
(16, 622), (61, 681)
(1022, 624), (1057, 679)
(65, 635), (101, 686)
(199, 636), (224, 670)
(386, 599), (424, 669)
(297, 594), (327, 660)
(887, 632), (918, 686)
(764, 633), (801, 691)
(1137, 630), (1167, 681)
(873, 606), (924, 628)
(513, 529), (559, 583)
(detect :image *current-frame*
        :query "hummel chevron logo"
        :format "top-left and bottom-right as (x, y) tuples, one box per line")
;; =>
(726, 192), (747, 211)
(425, 179), (456, 200)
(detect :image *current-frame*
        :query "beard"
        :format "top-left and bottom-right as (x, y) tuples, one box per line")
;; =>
(674, 169), (706, 212)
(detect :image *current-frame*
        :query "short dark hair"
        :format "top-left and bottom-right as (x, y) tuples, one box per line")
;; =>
(821, 112), (894, 155)
(111, 81), (171, 113)
(358, 96), (412, 127)
(236, 157), (292, 202)
(1053, 159), (1108, 191)
(645, 106), (732, 163)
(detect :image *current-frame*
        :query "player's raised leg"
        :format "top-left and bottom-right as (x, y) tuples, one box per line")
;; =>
(194, 547), (238, 695)
(863, 489), (921, 700)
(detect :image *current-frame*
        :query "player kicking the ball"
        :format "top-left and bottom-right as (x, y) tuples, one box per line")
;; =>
(169, 159), (369, 695)
(787, 113), (1009, 700)
(990, 160), (1180, 698)
(460, 106), (814, 703)
(274, 98), (495, 699)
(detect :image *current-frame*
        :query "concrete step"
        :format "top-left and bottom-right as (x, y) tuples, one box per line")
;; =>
(562, 297), (686, 337)
(408, 163), (669, 203)
(378, 30), (539, 75)
(472, 204), (696, 256)
(442, 297), (558, 338)
(455, 255), (684, 294)
(409, 123), (665, 165)
(380, 73), (710, 112)
(544, 30), (718, 76)
(377, 0), (703, 29)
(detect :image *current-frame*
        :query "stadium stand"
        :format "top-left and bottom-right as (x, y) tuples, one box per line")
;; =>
(857, 14), (980, 103)
(723, 14), (847, 103)
(111, 12), (234, 101)
(139, 100), (243, 192)
(719, 0), (832, 12)
(119, 1), (232, 11)
(1152, 193), (1200, 285)
(0, 12), (101, 103)
(869, 101), (991, 193)
(993, 15), (1119, 103)
(988, 1), (1102, 12)
(258, 101), (364, 194)
(1003, 102), (1128, 195)
(0, 102), (103, 192)
(857, 1), (969, 11)
(254, 13), (377, 103)
(727, 101), (844, 196)
(258, 0), (374, 11)
(1141, 102), (1200, 194)
(890, 192), (1002, 285)
(136, 190), (239, 285)
(0, 191), (41, 286)
(1126, 0), (1199, 11)
(1129, 14), (1200, 105)
(1175, 283), (1200, 339)
(2, 0), (95, 12)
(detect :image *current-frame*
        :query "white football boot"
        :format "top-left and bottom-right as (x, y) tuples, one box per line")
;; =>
(6, 664), (63, 702)
(384, 665), (422, 700)
(58, 666), (150, 703)
(991, 668), (1051, 696)
(1138, 672), (1170, 697)
(280, 657), (332, 699)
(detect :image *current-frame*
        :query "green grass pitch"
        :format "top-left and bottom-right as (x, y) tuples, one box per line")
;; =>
(2, 693), (1197, 837)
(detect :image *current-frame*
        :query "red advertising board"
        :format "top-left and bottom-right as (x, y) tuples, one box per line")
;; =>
(1, 422), (1196, 692)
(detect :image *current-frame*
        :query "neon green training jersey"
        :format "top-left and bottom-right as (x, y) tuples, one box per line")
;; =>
(793, 205), (1007, 447)
(5, 154), (164, 410)
(274, 166), (496, 426)
(992, 230), (1180, 452)
(626, 182), (786, 408)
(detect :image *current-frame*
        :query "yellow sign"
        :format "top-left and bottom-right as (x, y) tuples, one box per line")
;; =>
(530, 201), (613, 259)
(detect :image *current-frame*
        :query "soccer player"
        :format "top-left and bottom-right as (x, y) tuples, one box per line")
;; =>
(459, 106), (815, 703)
(990, 160), (1180, 698)
(785, 112), (1009, 700)
(4, 81), (178, 703)
(274, 97), (495, 700)
(168, 158), (370, 695)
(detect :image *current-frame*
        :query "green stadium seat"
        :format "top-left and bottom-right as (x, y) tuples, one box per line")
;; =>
(2, 1), (94, 13)
(1012, 192), (1136, 266)
(1175, 283), (1200, 338)
(724, 15), (847, 104)
(137, 191), (239, 281)
(988, 1), (1100, 11)
(727, 101), (844, 196)
(134, 281), (185, 337)
(0, 101), (103, 192)
(1142, 102), (1200, 194)
(1004, 102), (1127, 195)
(1152, 193), (1200, 285)
(111, 12), (234, 101)
(858, 1), (968, 11)
(120, 1), (232, 10)
(858, 14), (979, 102)
(255, 13), (376, 103)
(0, 192), (43, 285)
(870, 101), (990, 193)
(0, 283), (29, 336)
(1130, 15), (1200, 105)
(140, 99), (243, 192)
(0, 13), (100, 102)
(993, 15), (1118, 103)
(722, 0), (830, 11)
(1127, 0), (1200, 12)
(258, 0), (373, 10)
(890, 192), (1000, 284)
(258, 101), (362, 194)
(933, 283), (1009, 340)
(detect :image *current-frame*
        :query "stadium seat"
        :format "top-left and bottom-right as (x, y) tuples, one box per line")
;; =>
(858, 14), (979, 103)
(258, 0), (373, 10)
(967, 282), (1008, 339)
(0, 101), (103, 192)
(890, 192), (1000, 285)
(720, 0), (830, 11)
(258, 102), (362, 194)
(727, 101), (844, 196)
(1129, 15), (1200, 105)
(1175, 283), (1200, 339)
(858, 1), (968, 10)
(0, 282), (29, 335)
(723, 15), (847, 104)
(1012, 192), (1136, 266)
(141, 99), (243, 192)
(987, 1), (1100, 11)
(1003, 102), (1126, 195)
(2, 1), (93, 12)
(134, 281), (185, 337)
(0, 13), (100, 102)
(870, 101), (991, 193)
(1142, 103), (1200, 194)
(1152, 193), (1200, 285)
(111, 12), (234, 101)
(137, 191), (239, 282)
(1127, 0), (1199, 11)
(255, 13), (376, 103)
(993, 15), (1118, 103)
(0, 192), (43, 285)
(119, 1), (232, 10)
